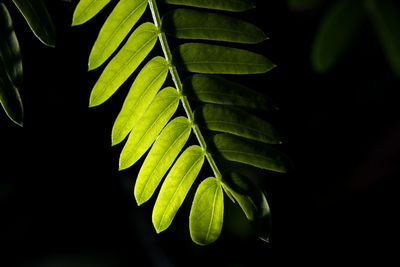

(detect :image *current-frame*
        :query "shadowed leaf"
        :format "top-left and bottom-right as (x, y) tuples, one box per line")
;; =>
(195, 104), (280, 144)
(174, 43), (275, 74)
(210, 133), (288, 173)
(183, 74), (275, 111)
(162, 8), (267, 44)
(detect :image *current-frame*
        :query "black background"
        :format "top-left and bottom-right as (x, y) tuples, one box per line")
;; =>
(1, 0), (399, 266)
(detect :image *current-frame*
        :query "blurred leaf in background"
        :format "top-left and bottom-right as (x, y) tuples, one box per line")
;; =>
(289, 0), (400, 77)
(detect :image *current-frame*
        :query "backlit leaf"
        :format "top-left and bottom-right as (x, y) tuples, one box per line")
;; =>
(89, 22), (158, 107)
(162, 8), (267, 44)
(0, 3), (22, 87)
(72, 0), (111, 26)
(153, 145), (205, 233)
(195, 104), (280, 144)
(190, 177), (223, 245)
(159, 0), (255, 12)
(112, 56), (169, 146)
(174, 43), (276, 74)
(210, 133), (288, 173)
(88, 0), (148, 70)
(367, 0), (400, 77)
(183, 74), (275, 111)
(311, 0), (365, 73)
(135, 117), (192, 205)
(119, 87), (180, 170)
(12, 0), (56, 47)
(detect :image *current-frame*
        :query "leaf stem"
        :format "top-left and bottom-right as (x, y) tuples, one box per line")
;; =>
(148, 0), (222, 180)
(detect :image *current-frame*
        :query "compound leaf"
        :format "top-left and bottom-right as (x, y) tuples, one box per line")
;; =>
(195, 104), (280, 144)
(119, 87), (180, 170)
(210, 133), (288, 173)
(153, 145), (205, 233)
(135, 116), (192, 206)
(162, 8), (267, 44)
(89, 22), (158, 107)
(183, 74), (274, 111)
(72, 0), (112, 26)
(112, 56), (169, 146)
(190, 177), (224, 245)
(88, 0), (148, 70)
(12, 0), (55, 47)
(174, 43), (275, 74)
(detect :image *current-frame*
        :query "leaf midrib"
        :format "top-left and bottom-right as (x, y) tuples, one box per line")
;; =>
(93, 29), (157, 103)
(114, 65), (167, 139)
(158, 152), (203, 229)
(94, 0), (147, 61)
(138, 123), (189, 202)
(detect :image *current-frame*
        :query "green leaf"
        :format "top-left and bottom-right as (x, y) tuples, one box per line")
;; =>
(162, 8), (267, 44)
(153, 145), (205, 233)
(119, 87), (180, 170)
(367, 0), (400, 77)
(174, 43), (276, 74)
(195, 104), (280, 144)
(88, 0), (148, 70)
(311, 0), (365, 73)
(135, 117), (192, 206)
(0, 60), (23, 126)
(183, 74), (275, 111)
(159, 0), (255, 12)
(189, 177), (224, 245)
(89, 22), (158, 107)
(72, 0), (112, 26)
(12, 0), (56, 47)
(0, 3), (22, 87)
(210, 133), (288, 173)
(112, 56), (169, 146)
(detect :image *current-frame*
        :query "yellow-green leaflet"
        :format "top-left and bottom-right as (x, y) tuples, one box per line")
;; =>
(89, 0), (148, 70)
(119, 87), (180, 170)
(135, 117), (192, 205)
(112, 57), (169, 146)
(189, 177), (224, 245)
(153, 145), (205, 233)
(72, 0), (111, 26)
(89, 22), (158, 107)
